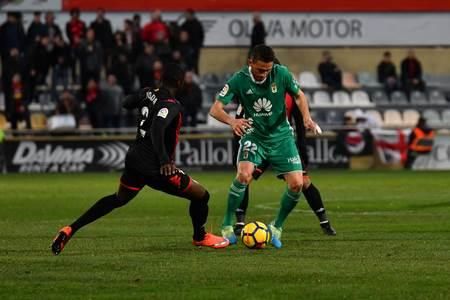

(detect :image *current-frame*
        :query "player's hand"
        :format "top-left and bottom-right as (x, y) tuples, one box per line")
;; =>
(230, 118), (251, 137)
(304, 118), (322, 135)
(160, 163), (178, 176)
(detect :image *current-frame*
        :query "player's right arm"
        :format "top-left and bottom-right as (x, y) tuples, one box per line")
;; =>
(122, 87), (151, 109)
(209, 80), (250, 137)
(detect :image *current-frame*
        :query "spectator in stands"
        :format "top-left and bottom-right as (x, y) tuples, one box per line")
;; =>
(177, 71), (202, 127)
(66, 8), (86, 83)
(141, 10), (170, 45)
(2, 48), (26, 127)
(109, 31), (134, 94)
(132, 14), (141, 34)
(178, 30), (195, 71)
(0, 12), (26, 62)
(135, 43), (158, 88)
(84, 78), (101, 128)
(8, 73), (31, 129)
(318, 51), (343, 91)
(26, 11), (46, 47)
(377, 51), (399, 95)
(181, 9), (204, 74)
(170, 50), (187, 71)
(405, 117), (434, 169)
(78, 28), (103, 89)
(152, 59), (163, 87)
(100, 74), (124, 128)
(28, 35), (52, 87)
(90, 8), (113, 67)
(250, 12), (266, 49)
(55, 90), (81, 126)
(401, 49), (426, 96)
(51, 34), (71, 99)
(168, 20), (181, 49)
(123, 19), (142, 63)
(43, 12), (62, 45)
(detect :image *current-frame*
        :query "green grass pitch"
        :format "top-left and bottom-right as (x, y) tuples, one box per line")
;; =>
(1, 171), (449, 299)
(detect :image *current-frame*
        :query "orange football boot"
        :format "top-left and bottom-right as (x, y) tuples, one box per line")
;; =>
(51, 226), (73, 255)
(193, 233), (230, 249)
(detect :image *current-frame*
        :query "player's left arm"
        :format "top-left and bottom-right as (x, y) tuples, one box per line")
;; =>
(283, 67), (320, 134)
(150, 102), (181, 175)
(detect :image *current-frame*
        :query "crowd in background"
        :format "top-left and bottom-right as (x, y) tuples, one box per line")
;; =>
(0, 8), (205, 129)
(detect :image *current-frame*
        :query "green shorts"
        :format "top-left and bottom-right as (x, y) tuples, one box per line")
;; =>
(237, 135), (303, 175)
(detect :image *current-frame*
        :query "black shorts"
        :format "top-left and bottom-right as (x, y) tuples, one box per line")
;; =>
(120, 167), (193, 197)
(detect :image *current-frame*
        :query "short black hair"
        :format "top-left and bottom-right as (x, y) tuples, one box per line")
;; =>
(384, 51), (391, 57)
(162, 63), (185, 89)
(250, 45), (275, 63)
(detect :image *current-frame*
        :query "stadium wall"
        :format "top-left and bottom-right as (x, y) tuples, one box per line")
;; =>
(200, 47), (450, 75)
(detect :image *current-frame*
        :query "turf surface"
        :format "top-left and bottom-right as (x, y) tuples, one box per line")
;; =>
(0, 171), (449, 299)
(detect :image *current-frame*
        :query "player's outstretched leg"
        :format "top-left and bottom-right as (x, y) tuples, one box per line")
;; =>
(51, 185), (139, 255)
(182, 180), (229, 249)
(302, 177), (336, 236)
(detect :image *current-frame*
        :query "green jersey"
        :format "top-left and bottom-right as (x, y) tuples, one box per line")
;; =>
(217, 64), (300, 142)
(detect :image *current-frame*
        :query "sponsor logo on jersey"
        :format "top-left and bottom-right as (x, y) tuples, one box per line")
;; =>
(219, 84), (229, 97)
(287, 156), (301, 164)
(271, 83), (277, 93)
(253, 98), (273, 117)
(157, 108), (169, 118)
(246, 89), (253, 95)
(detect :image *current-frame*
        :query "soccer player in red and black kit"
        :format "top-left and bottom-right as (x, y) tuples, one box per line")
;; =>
(232, 61), (336, 236)
(51, 63), (229, 254)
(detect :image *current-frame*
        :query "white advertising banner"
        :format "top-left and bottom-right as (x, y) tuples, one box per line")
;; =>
(1, 11), (450, 46)
(0, 0), (62, 11)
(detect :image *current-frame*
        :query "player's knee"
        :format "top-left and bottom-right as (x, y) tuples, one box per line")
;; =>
(288, 181), (303, 193)
(114, 193), (133, 207)
(201, 190), (210, 203)
(237, 172), (252, 185)
(302, 176), (311, 190)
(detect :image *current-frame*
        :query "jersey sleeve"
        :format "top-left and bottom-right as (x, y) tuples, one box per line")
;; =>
(150, 101), (181, 164)
(123, 87), (151, 109)
(280, 66), (301, 96)
(216, 74), (239, 105)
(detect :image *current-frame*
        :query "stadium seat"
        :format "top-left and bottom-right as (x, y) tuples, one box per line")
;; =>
(442, 109), (450, 127)
(357, 72), (381, 88)
(365, 109), (384, 126)
(30, 113), (47, 129)
(298, 71), (322, 88)
(422, 109), (442, 127)
(332, 91), (352, 106)
(390, 91), (408, 105)
(0, 112), (8, 129)
(351, 90), (373, 107)
(342, 72), (361, 89)
(313, 91), (331, 106)
(409, 91), (428, 106)
(402, 109), (420, 127)
(371, 90), (390, 105)
(383, 109), (403, 127)
(428, 90), (447, 105)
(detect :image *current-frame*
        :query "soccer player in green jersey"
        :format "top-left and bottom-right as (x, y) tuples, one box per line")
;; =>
(209, 45), (320, 248)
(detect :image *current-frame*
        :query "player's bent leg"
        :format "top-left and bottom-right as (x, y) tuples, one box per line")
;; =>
(270, 172), (303, 249)
(51, 183), (140, 255)
(187, 184), (229, 249)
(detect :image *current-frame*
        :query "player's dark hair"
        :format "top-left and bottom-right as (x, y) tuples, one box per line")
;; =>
(250, 45), (275, 63)
(161, 63), (185, 89)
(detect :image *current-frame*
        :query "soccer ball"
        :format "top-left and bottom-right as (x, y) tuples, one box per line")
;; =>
(240, 221), (271, 249)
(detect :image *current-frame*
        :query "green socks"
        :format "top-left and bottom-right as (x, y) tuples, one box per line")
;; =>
(223, 179), (248, 227)
(274, 188), (301, 228)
